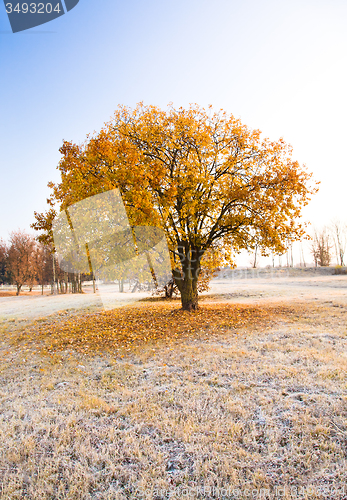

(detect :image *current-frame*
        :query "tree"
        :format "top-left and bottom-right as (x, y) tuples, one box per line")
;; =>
(284, 237), (294, 267)
(0, 239), (8, 284)
(34, 103), (318, 311)
(311, 227), (332, 267)
(33, 242), (54, 294)
(31, 209), (87, 295)
(7, 231), (36, 295)
(299, 242), (306, 267)
(330, 219), (347, 267)
(250, 244), (258, 268)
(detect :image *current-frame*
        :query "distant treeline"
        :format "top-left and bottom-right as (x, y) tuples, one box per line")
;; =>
(0, 230), (93, 296)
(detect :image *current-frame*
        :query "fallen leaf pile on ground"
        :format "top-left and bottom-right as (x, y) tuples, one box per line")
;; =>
(13, 301), (293, 356)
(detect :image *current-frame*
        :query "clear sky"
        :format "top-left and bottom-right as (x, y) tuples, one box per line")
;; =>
(1, 0), (347, 265)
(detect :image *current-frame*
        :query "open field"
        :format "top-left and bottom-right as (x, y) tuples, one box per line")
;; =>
(1, 267), (346, 324)
(0, 269), (347, 499)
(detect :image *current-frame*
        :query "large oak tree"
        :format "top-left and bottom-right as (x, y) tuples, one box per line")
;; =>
(34, 103), (318, 310)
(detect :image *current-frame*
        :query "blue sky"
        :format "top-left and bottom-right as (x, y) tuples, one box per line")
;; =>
(1, 0), (347, 264)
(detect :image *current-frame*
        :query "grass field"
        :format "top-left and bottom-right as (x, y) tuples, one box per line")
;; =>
(0, 273), (347, 499)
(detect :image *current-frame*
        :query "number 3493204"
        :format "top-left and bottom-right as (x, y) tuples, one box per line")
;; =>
(5, 3), (61, 14)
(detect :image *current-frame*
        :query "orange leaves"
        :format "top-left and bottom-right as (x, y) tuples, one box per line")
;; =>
(18, 301), (282, 357)
(32, 102), (319, 310)
(38, 104), (318, 258)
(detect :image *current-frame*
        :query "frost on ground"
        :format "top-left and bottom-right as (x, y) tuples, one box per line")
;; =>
(1, 267), (347, 323)
(0, 270), (347, 499)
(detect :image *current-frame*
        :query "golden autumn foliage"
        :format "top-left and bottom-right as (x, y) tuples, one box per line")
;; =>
(34, 103), (318, 310)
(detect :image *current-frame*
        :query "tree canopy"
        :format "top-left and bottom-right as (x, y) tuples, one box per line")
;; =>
(34, 103), (318, 310)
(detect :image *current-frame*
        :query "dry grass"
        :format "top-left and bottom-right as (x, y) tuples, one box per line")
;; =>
(0, 291), (44, 298)
(0, 297), (347, 499)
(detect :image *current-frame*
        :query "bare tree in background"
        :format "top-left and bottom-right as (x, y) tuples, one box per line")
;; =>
(299, 242), (306, 267)
(285, 238), (294, 267)
(33, 243), (53, 295)
(0, 239), (8, 284)
(311, 227), (332, 267)
(7, 231), (36, 295)
(27, 256), (38, 292)
(250, 243), (258, 268)
(248, 230), (264, 269)
(330, 219), (347, 266)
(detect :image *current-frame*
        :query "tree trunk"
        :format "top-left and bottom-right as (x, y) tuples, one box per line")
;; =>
(174, 266), (199, 310)
(252, 244), (258, 268)
(180, 278), (198, 311)
(146, 252), (158, 288)
(16, 284), (22, 296)
(164, 278), (175, 298)
(52, 252), (56, 294)
(172, 244), (202, 311)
